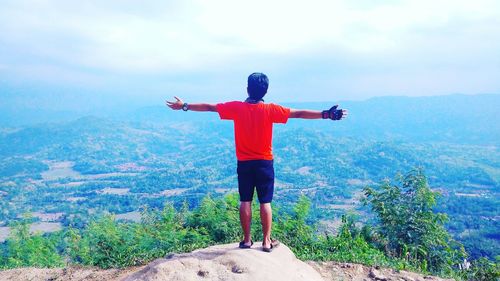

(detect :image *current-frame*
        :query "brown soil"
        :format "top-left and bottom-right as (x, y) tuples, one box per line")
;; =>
(308, 261), (455, 281)
(0, 265), (143, 281)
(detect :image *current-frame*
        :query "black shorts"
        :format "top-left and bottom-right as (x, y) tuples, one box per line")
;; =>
(237, 160), (274, 203)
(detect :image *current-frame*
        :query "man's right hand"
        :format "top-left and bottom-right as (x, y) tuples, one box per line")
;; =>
(322, 105), (348, 120)
(165, 96), (184, 110)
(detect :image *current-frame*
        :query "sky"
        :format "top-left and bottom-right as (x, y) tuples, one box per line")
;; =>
(1, 0), (500, 110)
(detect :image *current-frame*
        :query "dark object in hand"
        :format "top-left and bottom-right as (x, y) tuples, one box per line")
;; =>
(322, 105), (343, 120)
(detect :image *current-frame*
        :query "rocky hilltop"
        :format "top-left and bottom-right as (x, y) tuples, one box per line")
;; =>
(0, 242), (453, 281)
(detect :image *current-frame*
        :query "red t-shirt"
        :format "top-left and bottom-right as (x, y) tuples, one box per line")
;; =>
(216, 101), (290, 161)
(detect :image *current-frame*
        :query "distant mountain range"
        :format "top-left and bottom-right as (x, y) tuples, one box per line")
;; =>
(284, 94), (500, 145)
(1, 94), (499, 145)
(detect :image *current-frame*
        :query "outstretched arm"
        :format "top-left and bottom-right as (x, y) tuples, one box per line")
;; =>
(289, 109), (322, 119)
(290, 106), (348, 120)
(165, 96), (217, 112)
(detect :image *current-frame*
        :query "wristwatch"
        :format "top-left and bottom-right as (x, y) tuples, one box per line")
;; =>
(182, 103), (189, 111)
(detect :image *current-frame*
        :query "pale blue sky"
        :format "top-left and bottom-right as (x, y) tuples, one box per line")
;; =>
(1, 0), (499, 109)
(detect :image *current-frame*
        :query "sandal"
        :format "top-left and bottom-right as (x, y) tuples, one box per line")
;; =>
(262, 239), (280, 253)
(239, 240), (254, 249)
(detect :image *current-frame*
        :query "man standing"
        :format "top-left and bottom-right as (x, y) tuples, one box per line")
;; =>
(166, 72), (347, 252)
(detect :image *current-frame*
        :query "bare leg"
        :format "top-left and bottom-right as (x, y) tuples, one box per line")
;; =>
(240, 201), (252, 246)
(260, 203), (272, 248)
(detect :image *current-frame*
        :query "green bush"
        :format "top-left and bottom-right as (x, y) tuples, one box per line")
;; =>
(364, 169), (466, 275)
(0, 220), (64, 269)
(273, 196), (317, 259)
(273, 196), (403, 269)
(185, 194), (241, 244)
(460, 257), (500, 281)
(68, 204), (210, 268)
(312, 215), (395, 267)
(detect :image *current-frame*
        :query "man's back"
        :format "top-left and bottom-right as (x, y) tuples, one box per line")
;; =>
(216, 101), (290, 161)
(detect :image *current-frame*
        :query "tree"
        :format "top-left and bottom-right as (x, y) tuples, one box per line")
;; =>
(363, 169), (466, 274)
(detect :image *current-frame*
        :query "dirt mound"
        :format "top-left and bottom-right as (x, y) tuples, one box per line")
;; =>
(124, 242), (324, 281)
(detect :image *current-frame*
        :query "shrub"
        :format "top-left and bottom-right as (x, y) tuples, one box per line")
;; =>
(68, 204), (210, 268)
(185, 193), (243, 244)
(363, 169), (466, 274)
(0, 220), (64, 268)
(273, 196), (317, 259)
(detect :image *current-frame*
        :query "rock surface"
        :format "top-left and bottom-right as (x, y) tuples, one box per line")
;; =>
(0, 242), (455, 281)
(124, 242), (324, 281)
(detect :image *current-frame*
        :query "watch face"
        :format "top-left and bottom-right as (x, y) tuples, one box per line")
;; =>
(182, 103), (188, 111)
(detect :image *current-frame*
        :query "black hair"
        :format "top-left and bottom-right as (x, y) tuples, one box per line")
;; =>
(247, 72), (269, 100)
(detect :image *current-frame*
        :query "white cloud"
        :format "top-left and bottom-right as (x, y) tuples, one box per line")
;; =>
(0, 0), (499, 99)
(1, 0), (499, 71)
